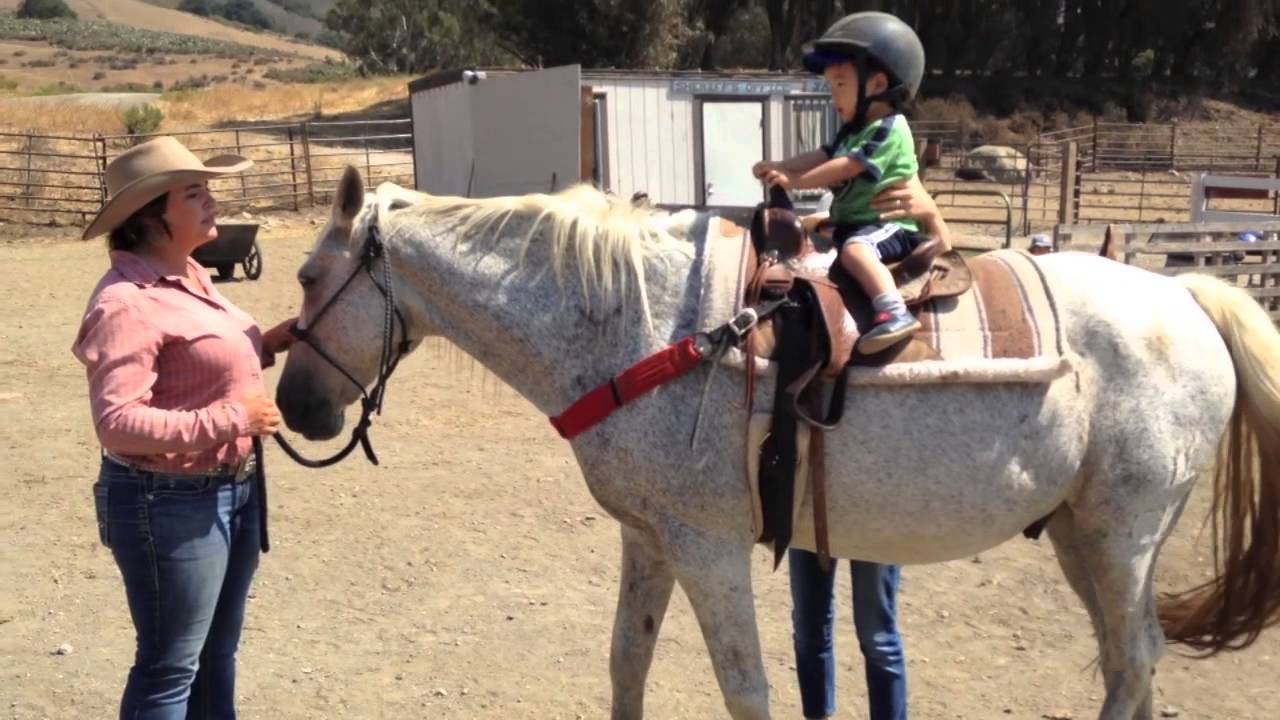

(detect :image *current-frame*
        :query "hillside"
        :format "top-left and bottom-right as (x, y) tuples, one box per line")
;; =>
(142, 0), (334, 38)
(0, 0), (337, 60)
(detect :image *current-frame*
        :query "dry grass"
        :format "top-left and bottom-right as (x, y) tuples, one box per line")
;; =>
(0, 76), (410, 135)
(0, 99), (127, 133)
(0, 38), (319, 101)
(158, 76), (410, 128)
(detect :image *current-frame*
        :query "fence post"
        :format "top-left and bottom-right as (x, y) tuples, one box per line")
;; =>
(1058, 141), (1078, 224)
(300, 121), (315, 207)
(234, 129), (247, 200)
(22, 132), (33, 207)
(1020, 145), (1032, 235)
(1091, 117), (1099, 172)
(94, 134), (108, 204)
(1274, 156), (1279, 217)
(407, 118), (417, 190)
(1257, 124), (1266, 172)
(363, 137), (371, 186)
(287, 126), (299, 212)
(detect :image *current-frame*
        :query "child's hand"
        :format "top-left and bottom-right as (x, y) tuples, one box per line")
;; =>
(762, 168), (793, 191)
(752, 160), (778, 178)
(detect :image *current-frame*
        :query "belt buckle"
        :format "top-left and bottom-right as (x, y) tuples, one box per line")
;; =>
(234, 454), (257, 483)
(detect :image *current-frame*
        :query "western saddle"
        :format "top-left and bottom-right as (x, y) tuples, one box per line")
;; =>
(743, 187), (972, 570)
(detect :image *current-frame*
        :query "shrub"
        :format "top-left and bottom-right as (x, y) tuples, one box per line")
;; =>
(17, 0), (77, 20)
(103, 82), (153, 92)
(264, 61), (360, 84)
(177, 0), (213, 17)
(33, 80), (80, 95)
(92, 70), (106, 80)
(121, 103), (163, 136)
(170, 74), (211, 91)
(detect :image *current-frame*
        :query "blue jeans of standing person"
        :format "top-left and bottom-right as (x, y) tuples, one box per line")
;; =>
(93, 456), (261, 720)
(789, 549), (907, 720)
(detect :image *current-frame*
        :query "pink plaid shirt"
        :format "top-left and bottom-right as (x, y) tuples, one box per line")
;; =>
(72, 251), (267, 474)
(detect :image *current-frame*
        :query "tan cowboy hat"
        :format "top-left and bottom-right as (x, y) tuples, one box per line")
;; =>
(82, 136), (253, 240)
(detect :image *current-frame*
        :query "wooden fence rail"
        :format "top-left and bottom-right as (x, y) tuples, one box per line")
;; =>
(1056, 219), (1280, 321)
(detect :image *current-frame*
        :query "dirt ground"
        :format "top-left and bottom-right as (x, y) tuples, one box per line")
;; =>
(1, 209), (1278, 720)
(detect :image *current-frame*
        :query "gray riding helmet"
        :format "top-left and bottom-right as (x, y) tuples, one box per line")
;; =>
(802, 11), (925, 105)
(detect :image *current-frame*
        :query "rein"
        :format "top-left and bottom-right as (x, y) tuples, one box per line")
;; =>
(273, 208), (413, 468)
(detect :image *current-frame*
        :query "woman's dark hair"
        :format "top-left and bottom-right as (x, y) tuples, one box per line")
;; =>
(107, 192), (170, 252)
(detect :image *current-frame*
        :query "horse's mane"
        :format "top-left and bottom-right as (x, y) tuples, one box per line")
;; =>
(402, 184), (689, 323)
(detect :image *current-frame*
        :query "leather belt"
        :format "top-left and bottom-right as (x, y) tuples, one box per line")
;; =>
(104, 451), (257, 483)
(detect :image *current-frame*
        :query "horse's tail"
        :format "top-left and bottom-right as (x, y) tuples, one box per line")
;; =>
(1159, 273), (1280, 654)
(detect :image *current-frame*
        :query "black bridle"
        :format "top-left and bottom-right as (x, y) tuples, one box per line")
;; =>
(273, 208), (413, 468)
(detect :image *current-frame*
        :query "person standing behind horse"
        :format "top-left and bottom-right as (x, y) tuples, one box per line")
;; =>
(753, 11), (927, 357)
(791, 185), (913, 720)
(72, 136), (295, 719)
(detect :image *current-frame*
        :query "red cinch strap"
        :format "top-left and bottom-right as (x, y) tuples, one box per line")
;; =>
(549, 337), (705, 440)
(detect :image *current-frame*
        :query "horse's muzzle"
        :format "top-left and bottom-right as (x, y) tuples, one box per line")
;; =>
(276, 369), (346, 440)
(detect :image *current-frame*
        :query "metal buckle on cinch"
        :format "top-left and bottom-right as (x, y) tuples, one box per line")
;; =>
(726, 307), (759, 340)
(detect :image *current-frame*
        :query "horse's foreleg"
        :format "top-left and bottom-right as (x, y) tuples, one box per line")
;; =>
(610, 524), (675, 720)
(666, 523), (770, 720)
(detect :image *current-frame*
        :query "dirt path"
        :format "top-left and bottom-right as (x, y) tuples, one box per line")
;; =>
(1, 212), (1277, 719)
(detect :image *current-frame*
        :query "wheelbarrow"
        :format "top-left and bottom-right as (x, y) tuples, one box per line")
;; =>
(193, 222), (262, 280)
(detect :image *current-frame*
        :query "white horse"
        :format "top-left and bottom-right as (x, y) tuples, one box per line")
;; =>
(277, 167), (1280, 720)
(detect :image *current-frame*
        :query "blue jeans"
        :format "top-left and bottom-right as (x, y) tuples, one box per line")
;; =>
(788, 550), (907, 720)
(93, 457), (261, 720)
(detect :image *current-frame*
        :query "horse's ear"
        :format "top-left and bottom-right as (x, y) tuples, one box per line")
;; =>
(375, 182), (418, 213)
(334, 166), (364, 225)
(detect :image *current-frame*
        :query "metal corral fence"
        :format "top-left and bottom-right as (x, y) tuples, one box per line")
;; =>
(1056, 220), (1280, 321)
(0, 119), (413, 225)
(3, 115), (1277, 235)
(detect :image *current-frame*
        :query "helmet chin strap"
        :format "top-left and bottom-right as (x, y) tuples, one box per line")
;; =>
(848, 51), (902, 133)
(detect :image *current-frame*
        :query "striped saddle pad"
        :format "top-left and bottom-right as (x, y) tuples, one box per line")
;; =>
(698, 221), (1072, 385)
(887, 249), (1071, 383)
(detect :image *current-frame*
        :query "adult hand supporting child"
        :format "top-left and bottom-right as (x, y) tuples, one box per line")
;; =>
(870, 176), (952, 250)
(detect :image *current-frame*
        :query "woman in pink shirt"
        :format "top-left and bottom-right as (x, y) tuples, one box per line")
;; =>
(72, 136), (294, 719)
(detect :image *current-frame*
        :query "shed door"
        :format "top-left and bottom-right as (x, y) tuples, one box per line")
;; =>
(470, 64), (581, 196)
(701, 101), (765, 206)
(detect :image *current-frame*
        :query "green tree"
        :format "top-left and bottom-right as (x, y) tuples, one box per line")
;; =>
(16, 0), (77, 19)
(326, 0), (498, 73)
(687, 0), (751, 69)
(220, 0), (275, 30)
(482, 0), (688, 69)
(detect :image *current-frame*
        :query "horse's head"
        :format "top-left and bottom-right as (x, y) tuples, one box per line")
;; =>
(277, 166), (421, 440)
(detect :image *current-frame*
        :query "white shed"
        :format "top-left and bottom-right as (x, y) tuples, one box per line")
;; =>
(408, 66), (837, 208)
